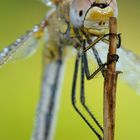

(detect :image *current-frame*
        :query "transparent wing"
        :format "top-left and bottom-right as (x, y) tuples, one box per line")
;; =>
(95, 41), (140, 95)
(0, 19), (48, 66)
(117, 47), (140, 95)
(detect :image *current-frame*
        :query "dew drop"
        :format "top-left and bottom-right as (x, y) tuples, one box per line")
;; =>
(1, 52), (5, 57)
(33, 25), (39, 32)
(16, 38), (21, 43)
(4, 48), (9, 54)
(43, 0), (53, 7)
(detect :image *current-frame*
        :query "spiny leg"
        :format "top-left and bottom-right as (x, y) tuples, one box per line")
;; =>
(72, 52), (102, 140)
(91, 48), (103, 67)
(91, 38), (107, 76)
(83, 35), (106, 77)
(81, 31), (120, 77)
(80, 53), (103, 132)
(84, 33), (121, 52)
(83, 52), (119, 80)
(82, 44), (106, 80)
(102, 33), (121, 48)
(81, 40), (103, 132)
(84, 47), (106, 78)
(83, 33), (120, 80)
(84, 35), (108, 52)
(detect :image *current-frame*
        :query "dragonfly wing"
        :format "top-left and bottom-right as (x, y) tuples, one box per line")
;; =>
(0, 20), (48, 67)
(117, 47), (140, 95)
(95, 41), (140, 95)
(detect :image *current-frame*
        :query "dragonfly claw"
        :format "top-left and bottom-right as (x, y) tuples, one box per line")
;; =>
(108, 54), (119, 64)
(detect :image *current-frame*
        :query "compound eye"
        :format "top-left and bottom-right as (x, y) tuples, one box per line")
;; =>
(79, 10), (83, 17)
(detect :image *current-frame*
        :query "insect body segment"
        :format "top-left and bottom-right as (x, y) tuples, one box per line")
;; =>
(1, 1), (140, 140)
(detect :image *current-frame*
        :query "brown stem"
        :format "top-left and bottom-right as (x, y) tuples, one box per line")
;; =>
(103, 17), (118, 140)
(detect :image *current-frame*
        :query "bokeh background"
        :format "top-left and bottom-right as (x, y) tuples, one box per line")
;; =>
(0, 0), (140, 140)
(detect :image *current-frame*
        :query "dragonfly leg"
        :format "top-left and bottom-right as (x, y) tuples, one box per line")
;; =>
(72, 52), (103, 140)
(83, 52), (119, 80)
(83, 51), (106, 80)
(82, 39), (105, 79)
(108, 33), (121, 48)
(91, 47), (106, 77)
(107, 54), (119, 64)
(84, 33), (121, 52)
(83, 37), (119, 80)
(101, 33), (121, 48)
(80, 54), (103, 132)
(83, 37), (106, 77)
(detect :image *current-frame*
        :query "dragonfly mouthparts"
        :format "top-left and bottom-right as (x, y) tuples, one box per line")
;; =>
(84, 20), (109, 35)
(83, 6), (114, 35)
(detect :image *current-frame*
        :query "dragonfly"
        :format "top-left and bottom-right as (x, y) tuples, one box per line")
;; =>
(0, 0), (140, 140)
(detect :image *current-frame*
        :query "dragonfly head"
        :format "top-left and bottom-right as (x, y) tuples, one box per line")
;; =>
(70, 0), (118, 35)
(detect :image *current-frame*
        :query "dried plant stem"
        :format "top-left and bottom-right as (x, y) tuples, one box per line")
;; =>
(103, 17), (118, 140)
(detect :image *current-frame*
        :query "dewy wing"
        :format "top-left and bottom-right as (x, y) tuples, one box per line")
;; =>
(0, 19), (48, 66)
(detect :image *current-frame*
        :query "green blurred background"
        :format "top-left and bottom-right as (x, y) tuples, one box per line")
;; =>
(0, 0), (140, 140)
